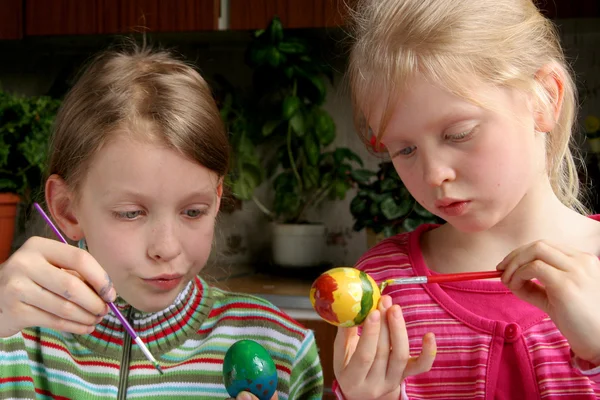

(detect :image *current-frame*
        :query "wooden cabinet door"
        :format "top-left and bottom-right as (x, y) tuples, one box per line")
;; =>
(25, 0), (98, 36)
(0, 0), (23, 39)
(25, 0), (218, 36)
(98, 0), (219, 34)
(297, 318), (338, 400)
(229, 0), (347, 30)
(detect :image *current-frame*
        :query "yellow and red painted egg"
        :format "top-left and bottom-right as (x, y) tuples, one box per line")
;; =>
(309, 267), (381, 327)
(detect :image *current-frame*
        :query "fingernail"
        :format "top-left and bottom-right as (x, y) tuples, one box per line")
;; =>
(381, 296), (392, 309)
(238, 392), (253, 400)
(390, 305), (400, 319)
(105, 288), (117, 303)
(87, 325), (95, 334)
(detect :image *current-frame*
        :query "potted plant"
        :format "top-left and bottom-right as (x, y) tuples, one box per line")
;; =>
(219, 17), (363, 267)
(0, 89), (61, 262)
(350, 161), (443, 248)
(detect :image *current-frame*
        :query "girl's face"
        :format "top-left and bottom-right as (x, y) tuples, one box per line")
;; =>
(371, 74), (548, 233)
(73, 135), (221, 312)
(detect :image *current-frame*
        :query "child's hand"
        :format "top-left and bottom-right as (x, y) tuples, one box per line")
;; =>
(498, 240), (600, 365)
(226, 391), (278, 400)
(333, 295), (436, 400)
(0, 237), (115, 338)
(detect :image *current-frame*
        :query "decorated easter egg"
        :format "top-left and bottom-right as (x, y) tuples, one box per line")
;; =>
(309, 267), (381, 327)
(223, 339), (278, 400)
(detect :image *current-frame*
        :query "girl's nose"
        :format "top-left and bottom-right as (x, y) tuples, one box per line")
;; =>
(422, 154), (456, 187)
(147, 222), (182, 262)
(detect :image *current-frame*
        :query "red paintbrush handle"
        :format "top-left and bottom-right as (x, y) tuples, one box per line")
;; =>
(426, 270), (503, 284)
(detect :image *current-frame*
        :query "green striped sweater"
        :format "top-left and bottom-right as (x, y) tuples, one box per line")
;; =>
(0, 276), (323, 399)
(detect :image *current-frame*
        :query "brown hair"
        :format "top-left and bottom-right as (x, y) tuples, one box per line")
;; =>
(47, 44), (229, 193)
(348, 0), (585, 212)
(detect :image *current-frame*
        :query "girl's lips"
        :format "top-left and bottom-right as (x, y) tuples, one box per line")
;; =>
(143, 275), (183, 291)
(437, 200), (470, 217)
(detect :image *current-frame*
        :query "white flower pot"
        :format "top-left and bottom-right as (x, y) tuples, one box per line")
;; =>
(271, 223), (326, 268)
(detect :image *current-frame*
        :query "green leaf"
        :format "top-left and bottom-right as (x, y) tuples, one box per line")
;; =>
(290, 112), (305, 136)
(282, 96), (301, 120)
(302, 165), (319, 189)
(333, 148), (363, 166)
(314, 109), (335, 145)
(269, 17), (284, 43)
(278, 41), (307, 54)
(413, 202), (434, 218)
(380, 196), (412, 220)
(380, 178), (400, 192)
(303, 133), (320, 166)
(402, 218), (423, 232)
(350, 169), (376, 184)
(333, 181), (351, 200)
(262, 120), (280, 136)
(249, 46), (269, 65)
(267, 46), (283, 67)
(350, 196), (368, 215)
(382, 225), (397, 238)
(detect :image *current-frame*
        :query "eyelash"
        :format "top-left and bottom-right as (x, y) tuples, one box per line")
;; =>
(394, 128), (475, 158)
(112, 209), (209, 220)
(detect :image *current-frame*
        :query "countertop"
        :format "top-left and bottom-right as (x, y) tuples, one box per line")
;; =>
(205, 263), (331, 318)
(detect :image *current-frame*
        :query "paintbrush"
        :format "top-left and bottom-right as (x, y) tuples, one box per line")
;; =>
(33, 202), (164, 375)
(379, 270), (502, 291)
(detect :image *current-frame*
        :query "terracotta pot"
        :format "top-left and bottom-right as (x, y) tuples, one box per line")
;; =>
(0, 193), (20, 263)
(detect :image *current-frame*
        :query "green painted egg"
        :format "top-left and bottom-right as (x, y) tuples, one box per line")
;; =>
(223, 340), (278, 400)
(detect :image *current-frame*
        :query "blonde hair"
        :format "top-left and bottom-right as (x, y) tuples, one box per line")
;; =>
(48, 44), (229, 194)
(348, 0), (586, 213)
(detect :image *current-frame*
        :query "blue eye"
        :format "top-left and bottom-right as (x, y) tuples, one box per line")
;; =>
(396, 146), (416, 157)
(184, 209), (207, 218)
(113, 210), (143, 220)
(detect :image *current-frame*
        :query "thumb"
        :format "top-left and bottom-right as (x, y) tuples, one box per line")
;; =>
(333, 326), (359, 374)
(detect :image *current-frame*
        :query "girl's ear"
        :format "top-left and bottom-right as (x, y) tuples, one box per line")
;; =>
(215, 179), (224, 213)
(45, 175), (84, 242)
(534, 63), (565, 133)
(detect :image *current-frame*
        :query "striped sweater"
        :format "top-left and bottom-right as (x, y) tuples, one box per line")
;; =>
(334, 224), (600, 399)
(0, 276), (323, 399)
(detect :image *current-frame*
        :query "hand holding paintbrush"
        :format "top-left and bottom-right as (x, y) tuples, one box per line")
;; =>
(0, 203), (163, 374)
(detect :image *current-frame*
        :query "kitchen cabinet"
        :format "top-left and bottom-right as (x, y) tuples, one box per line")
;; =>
(25, 0), (218, 36)
(0, 0), (23, 39)
(228, 0), (347, 30)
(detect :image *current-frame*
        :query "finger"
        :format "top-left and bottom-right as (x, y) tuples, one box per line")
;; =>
(234, 391), (259, 400)
(403, 332), (437, 378)
(367, 296), (393, 381)
(333, 326), (359, 376)
(21, 280), (104, 325)
(29, 262), (109, 317)
(343, 310), (381, 381)
(386, 304), (410, 381)
(498, 241), (573, 285)
(19, 302), (96, 335)
(509, 279), (549, 311)
(508, 259), (564, 290)
(25, 237), (116, 302)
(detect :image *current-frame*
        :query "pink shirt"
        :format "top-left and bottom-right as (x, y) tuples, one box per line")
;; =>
(334, 223), (600, 399)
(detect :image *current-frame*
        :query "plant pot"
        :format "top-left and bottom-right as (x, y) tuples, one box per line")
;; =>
(0, 193), (20, 263)
(272, 223), (326, 268)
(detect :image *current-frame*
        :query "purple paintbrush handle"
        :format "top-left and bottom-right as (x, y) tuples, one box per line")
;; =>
(108, 302), (137, 339)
